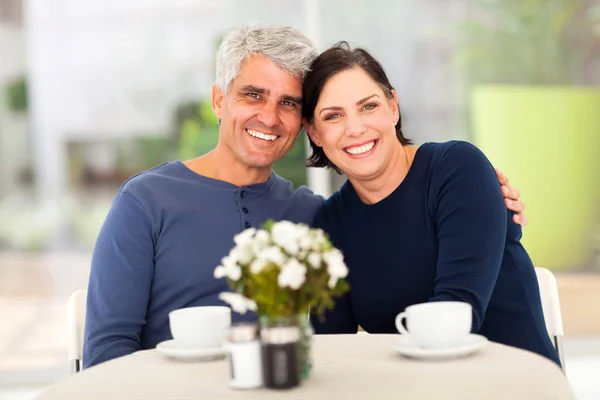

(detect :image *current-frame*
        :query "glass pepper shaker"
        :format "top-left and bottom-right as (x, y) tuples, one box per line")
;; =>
(261, 323), (301, 389)
(225, 323), (263, 389)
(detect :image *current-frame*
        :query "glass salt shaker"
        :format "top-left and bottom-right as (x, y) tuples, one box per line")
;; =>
(225, 323), (263, 389)
(261, 323), (301, 389)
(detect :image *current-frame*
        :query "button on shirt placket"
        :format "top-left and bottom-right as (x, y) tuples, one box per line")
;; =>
(239, 189), (251, 229)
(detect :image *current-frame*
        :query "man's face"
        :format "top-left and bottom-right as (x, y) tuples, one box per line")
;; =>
(212, 55), (303, 169)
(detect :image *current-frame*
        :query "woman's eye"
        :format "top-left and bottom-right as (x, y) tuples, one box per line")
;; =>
(325, 113), (340, 121)
(363, 103), (377, 111)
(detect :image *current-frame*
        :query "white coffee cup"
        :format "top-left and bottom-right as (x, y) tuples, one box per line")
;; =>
(395, 301), (472, 349)
(169, 306), (231, 349)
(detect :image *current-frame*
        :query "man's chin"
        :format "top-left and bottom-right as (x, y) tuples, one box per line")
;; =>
(243, 156), (279, 170)
(241, 151), (288, 169)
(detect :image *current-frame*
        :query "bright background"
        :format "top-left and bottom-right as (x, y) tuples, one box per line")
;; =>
(1, 0), (599, 398)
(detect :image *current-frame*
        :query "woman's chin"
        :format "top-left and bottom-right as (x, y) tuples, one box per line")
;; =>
(345, 162), (386, 182)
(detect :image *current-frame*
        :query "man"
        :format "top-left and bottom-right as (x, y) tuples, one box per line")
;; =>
(83, 24), (526, 368)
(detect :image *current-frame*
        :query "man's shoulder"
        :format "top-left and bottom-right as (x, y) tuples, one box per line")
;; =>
(113, 161), (209, 215)
(120, 161), (225, 207)
(119, 162), (180, 196)
(269, 174), (325, 224)
(292, 184), (325, 208)
(271, 174), (324, 206)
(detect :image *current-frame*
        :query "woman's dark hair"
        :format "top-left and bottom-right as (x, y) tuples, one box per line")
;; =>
(302, 41), (411, 174)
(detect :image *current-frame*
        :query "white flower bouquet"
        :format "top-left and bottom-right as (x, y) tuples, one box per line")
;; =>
(214, 220), (350, 319)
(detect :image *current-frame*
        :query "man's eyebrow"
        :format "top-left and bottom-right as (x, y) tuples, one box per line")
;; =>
(238, 86), (301, 103)
(281, 95), (302, 104)
(319, 94), (380, 116)
(239, 85), (268, 94)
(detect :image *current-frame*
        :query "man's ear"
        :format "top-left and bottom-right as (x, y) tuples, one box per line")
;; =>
(302, 119), (322, 147)
(212, 84), (224, 120)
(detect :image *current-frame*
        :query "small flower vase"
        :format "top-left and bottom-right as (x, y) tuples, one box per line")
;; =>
(259, 314), (313, 381)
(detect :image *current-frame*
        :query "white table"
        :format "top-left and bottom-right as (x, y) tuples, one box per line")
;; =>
(36, 334), (574, 399)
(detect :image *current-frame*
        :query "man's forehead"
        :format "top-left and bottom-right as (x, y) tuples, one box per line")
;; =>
(231, 56), (303, 96)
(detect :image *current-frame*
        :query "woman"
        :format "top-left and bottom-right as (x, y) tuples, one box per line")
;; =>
(303, 42), (560, 366)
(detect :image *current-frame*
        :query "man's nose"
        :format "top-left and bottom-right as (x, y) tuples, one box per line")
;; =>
(257, 102), (280, 128)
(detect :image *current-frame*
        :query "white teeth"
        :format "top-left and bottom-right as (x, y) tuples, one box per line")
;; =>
(247, 129), (277, 141)
(345, 141), (375, 155)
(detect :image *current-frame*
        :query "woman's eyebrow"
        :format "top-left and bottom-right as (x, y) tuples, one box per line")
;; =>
(319, 94), (380, 116)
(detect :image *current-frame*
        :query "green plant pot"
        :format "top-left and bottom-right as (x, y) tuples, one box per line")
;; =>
(470, 85), (600, 270)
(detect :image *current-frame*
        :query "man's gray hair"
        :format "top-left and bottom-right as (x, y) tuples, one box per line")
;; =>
(215, 25), (318, 93)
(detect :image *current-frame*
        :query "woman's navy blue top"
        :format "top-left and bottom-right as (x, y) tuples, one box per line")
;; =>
(311, 141), (561, 366)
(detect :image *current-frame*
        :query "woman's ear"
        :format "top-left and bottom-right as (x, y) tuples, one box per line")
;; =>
(302, 119), (322, 147)
(390, 88), (400, 123)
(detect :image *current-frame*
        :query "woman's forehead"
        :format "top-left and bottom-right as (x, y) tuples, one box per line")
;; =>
(318, 69), (382, 105)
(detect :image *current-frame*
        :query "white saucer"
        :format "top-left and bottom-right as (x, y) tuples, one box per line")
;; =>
(393, 334), (488, 360)
(156, 340), (226, 361)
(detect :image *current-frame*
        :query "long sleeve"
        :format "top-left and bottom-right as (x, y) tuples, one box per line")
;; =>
(310, 206), (358, 334)
(428, 142), (508, 332)
(83, 191), (156, 368)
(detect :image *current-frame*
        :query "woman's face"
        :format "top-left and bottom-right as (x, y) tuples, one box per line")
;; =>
(305, 67), (401, 182)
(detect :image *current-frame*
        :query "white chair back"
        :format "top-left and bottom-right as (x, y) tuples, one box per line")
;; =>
(67, 289), (87, 373)
(534, 267), (566, 371)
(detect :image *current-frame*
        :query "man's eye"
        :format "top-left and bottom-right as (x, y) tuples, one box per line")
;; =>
(281, 100), (296, 107)
(325, 113), (340, 121)
(247, 93), (260, 99)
